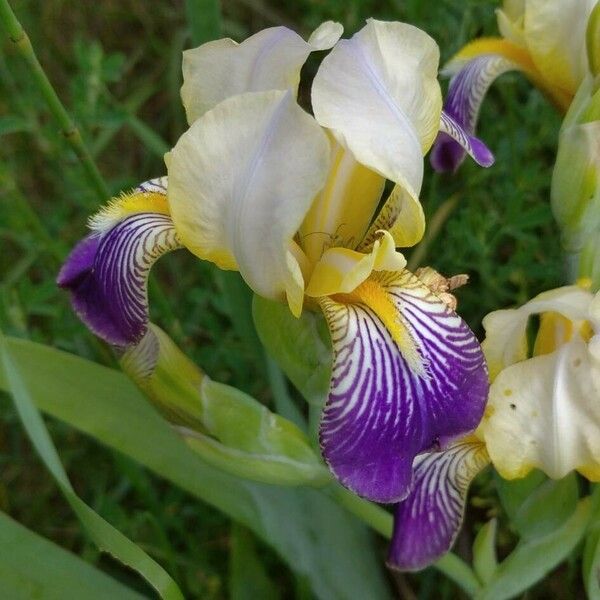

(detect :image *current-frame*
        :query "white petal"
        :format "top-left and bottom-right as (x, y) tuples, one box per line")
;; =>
(523, 0), (596, 94)
(166, 90), (330, 310)
(182, 26), (330, 124)
(481, 336), (600, 481)
(496, 0), (527, 46)
(311, 19), (442, 194)
(308, 21), (343, 51)
(482, 286), (593, 379)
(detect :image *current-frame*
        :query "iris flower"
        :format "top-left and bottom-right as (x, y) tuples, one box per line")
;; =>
(431, 0), (599, 173)
(389, 284), (600, 570)
(58, 20), (489, 505)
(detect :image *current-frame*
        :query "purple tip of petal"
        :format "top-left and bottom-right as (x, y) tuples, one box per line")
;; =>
(387, 441), (489, 571)
(430, 132), (467, 173)
(57, 234), (100, 288)
(57, 212), (180, 347)
(469, 135), (495, 168)
(57, 233), (142, 347)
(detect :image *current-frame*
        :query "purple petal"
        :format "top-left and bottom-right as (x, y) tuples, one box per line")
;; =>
(388, 440), (489, 571)
(431, 55), (518, 173)
(436, 111), (495, 170)
(58, 212), (181, 346)
(318, 271), (489, 504)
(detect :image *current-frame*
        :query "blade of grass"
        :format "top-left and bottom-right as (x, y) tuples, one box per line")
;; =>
(0, 0), (109, 202)
(0, 510), (144, 600)
(0, 331), (184, 600)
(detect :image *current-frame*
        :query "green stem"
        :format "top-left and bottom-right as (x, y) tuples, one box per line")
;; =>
(0, 0), (110, 203)
(407, 194), (460, 271)
(328, 484), (482, 596)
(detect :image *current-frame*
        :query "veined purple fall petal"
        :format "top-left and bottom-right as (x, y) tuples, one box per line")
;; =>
(438, 111), (494, 168)
(431, 54), (517, 172)
(57, 179), (182, 346)
(318, 270), (488, 504)
(388, 440), (489, 571)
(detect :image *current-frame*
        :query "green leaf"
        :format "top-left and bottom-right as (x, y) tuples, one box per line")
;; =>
(472, 519), (498, 585)
(253, 295), (331, 406)
(583, 486), (600, 599)
(229, 524), (280, 600)
(495, 469), (546, 524)
(0, 333), (184, 600)
(477, 497), (592, 600)
(512, 473), (579, 540)
(0, 510), (144, 600)
(0, 336), (391, 600)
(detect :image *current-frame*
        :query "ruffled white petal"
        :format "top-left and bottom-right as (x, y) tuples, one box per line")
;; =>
(481, 335), (600, 481)
(181, 23), (342, 124)
(522, 0), (596, 94)
(166, 90), (330, 313)
(311, 19), (442, 195)
(308, 21), (344, 51)
(482, 286), (593, 379)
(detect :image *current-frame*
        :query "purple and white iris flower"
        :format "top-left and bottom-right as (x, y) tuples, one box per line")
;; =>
(430, 0), (598, 173)
(58, 19), (491, 567)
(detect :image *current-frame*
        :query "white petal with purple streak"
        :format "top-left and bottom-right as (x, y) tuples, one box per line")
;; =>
(57, 182), (181, 346)
(388, 440), (489, 571)
(318, 270), (488, 503)
(431, 54), (517, 172)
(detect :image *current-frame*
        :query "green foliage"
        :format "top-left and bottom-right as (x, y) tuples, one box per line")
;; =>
(0, 335), (391, 599)
(0, 511), (144, 600)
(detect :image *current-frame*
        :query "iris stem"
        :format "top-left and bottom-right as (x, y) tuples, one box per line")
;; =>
(407, 194), (460, 271)
(328, 484), (482, 596)
(0, 0), (110, 203)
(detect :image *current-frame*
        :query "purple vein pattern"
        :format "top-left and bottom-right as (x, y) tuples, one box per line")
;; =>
(431, 54), (517, 172)
(319, 271), (488, 504)
(388, 440), (489, 570)
(58, 212), (181, 346)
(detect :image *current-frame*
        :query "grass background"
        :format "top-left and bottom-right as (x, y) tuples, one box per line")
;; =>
(0, 0), (569, 597)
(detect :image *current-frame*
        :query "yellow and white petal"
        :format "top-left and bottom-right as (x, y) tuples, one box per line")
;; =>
(481, 335), (600, 481)
(305, 230), (406, 298)
(308, 21), (344, 51)
(358, 184), (425, 251)
(496, 0), (527, 47)
(523, 0), (597, 95)
(181, 23), (343, 124)
(311, 19), (442, 194)
(482, 285), (593, 379)
(298, 140), (385, 264)
(166, 90), (330, 311)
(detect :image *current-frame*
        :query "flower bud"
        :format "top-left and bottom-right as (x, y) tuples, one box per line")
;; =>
(551, 76), (600, 284)
(121, 324), (330, 487)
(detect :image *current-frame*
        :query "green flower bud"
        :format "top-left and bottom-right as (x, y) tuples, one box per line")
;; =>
(552, 76), (600, 285)
(587, 2), (600, 78)
(121, 324), (330, 487)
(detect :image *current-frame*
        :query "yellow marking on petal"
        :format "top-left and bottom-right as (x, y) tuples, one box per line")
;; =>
(578, 463), (600, 482)
(534, 312), (594, 357)
(89, 191), (170, 233)
(533, 312), (574, 356)
(305, 230), (405, 298)
(332, 276), (425, 376)
(299, 139), (385, 265)
(449, 37), (572, 112)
